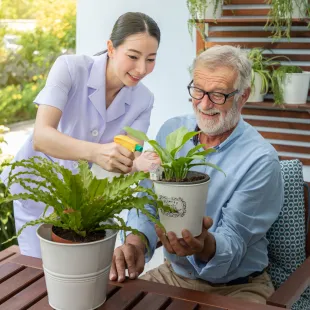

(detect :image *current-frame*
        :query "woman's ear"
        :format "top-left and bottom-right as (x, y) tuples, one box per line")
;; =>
(107, 40), (115, 58)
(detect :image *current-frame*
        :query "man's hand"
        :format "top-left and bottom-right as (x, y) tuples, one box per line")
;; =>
(109, 234), (146, 282)
(156, 216), (215, 261)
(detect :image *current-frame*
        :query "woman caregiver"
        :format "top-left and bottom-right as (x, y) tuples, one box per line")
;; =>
(1, 12), (161, 258)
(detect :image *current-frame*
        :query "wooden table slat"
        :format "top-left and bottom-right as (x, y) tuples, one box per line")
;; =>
(0, 250), (15, 263)
(0, 277), (47, 310)
(199, 305), (229, 310)
(98, 286), (145, 310)
(0, 262), (24, 284)
(132, 292), (171, 310)
(165, 298), (198, 310)
(0, 267), (44, 304)
(106, 284), (121, 298)
(28, 296), (51, 310)
(10, 254), (43, 269)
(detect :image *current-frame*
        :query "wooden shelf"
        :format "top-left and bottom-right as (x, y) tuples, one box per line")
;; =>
(200, 18), (309, 26)
(245, 101), (310, 111)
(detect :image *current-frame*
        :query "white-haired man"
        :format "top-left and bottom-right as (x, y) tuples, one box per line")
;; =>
(110, 45), (284, 304)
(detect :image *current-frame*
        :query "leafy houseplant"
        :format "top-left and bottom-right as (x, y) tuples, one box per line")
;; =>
(187, 0), (223, 39)
(124, 126), (225, 238)
(0, 156), (170, 310)
(265, 0), (308, 40)
(247, 48), (288, 103)
(124, 126), (224, 182)
(272, 65), (309, 105)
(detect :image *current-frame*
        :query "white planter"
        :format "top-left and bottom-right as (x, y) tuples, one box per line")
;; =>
(292, 0), (307, 18)
(281, 73), (310, 104)
(154, 171), (210, 238)
(248, 72), (265, 103)
(197, 0), (223, 19)
(37, 223), (118, 310)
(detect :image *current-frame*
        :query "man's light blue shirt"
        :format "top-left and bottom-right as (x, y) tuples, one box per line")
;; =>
(126, 114), (284, 283)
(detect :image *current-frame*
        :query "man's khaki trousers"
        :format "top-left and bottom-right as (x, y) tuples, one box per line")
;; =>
(140, 261), (274, 304)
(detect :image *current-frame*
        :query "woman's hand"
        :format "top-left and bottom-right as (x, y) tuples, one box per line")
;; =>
(93, 142), (135, 173)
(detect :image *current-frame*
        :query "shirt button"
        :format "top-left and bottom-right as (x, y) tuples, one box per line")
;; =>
(92, 129), (98, 137)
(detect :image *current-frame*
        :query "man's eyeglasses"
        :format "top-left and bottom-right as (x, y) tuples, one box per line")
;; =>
(187, 80), (239, 105)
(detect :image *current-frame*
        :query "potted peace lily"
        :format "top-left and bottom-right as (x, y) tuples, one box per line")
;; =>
(124, 126), (225, 238)
(0, 156), (171, 310)
(272, 65), (310, 104)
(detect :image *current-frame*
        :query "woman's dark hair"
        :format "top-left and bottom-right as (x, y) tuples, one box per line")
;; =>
(95, 12), (160, 56)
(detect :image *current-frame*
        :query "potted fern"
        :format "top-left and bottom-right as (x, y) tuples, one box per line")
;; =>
(124, 126), (225, 238)
(272, 65), (310, 104)
(0, 156), (170, 310)
(266, 0), (308, 40)
(187, 0), (224, 38)
(247, 48), (287, 103)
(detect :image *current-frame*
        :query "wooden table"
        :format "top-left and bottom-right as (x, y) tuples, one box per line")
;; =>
(0, 246), (282, 310)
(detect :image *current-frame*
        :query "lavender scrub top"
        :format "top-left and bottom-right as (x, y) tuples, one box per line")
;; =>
(1, 52), (154, 183)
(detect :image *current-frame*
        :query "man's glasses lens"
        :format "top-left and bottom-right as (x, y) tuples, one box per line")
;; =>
(189, 87), (226, 104)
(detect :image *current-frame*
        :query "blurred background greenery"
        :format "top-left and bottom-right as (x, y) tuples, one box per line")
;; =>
(0, 0), (76, 249)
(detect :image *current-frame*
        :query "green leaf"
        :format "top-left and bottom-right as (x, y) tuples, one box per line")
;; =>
(78, 160), (92, 189)
(148, 140), (173, 163)
(170, 131), (199, 158)
(165, 127), (188, 153)
(123, 126), (149, 142)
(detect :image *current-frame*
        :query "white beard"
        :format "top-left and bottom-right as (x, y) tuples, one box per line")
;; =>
(194, 100), (240, 135)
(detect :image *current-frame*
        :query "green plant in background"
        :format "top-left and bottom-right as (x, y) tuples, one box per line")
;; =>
(0, 77), (46, 124)
(272, 65), (303, 105)
(0, 157), (172, 244)
(0, 125), (16, 250)
(124, 126), (225, 181)
(265, 0), (309, 40)
(0, 0), (76, 125)
(187, 0), (222, 39)
(248, 48), (289, 95)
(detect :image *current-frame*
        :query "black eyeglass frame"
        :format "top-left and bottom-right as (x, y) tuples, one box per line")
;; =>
(187, 80), (239, 105)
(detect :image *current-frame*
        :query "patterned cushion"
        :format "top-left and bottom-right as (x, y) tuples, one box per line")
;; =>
(266, 159), (310, 309)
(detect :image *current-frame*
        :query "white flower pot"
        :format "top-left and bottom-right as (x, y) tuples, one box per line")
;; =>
(154, 171), (210, 238)
(37, 223), (118, 310)
(197, 0), (223, 19)
(281, 73), (310, 104)
(292, 0), (307, 18)
(248, 72), (265, 103)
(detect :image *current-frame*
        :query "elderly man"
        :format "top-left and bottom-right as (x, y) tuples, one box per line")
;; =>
(110, 45), (284, 304)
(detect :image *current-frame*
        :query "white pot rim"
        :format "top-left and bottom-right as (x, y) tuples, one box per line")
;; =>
(285, 72), (307, 76)
(37, 223), (118, 247)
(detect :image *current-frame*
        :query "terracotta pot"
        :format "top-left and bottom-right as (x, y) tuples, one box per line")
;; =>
(51, 228), (79, 244)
